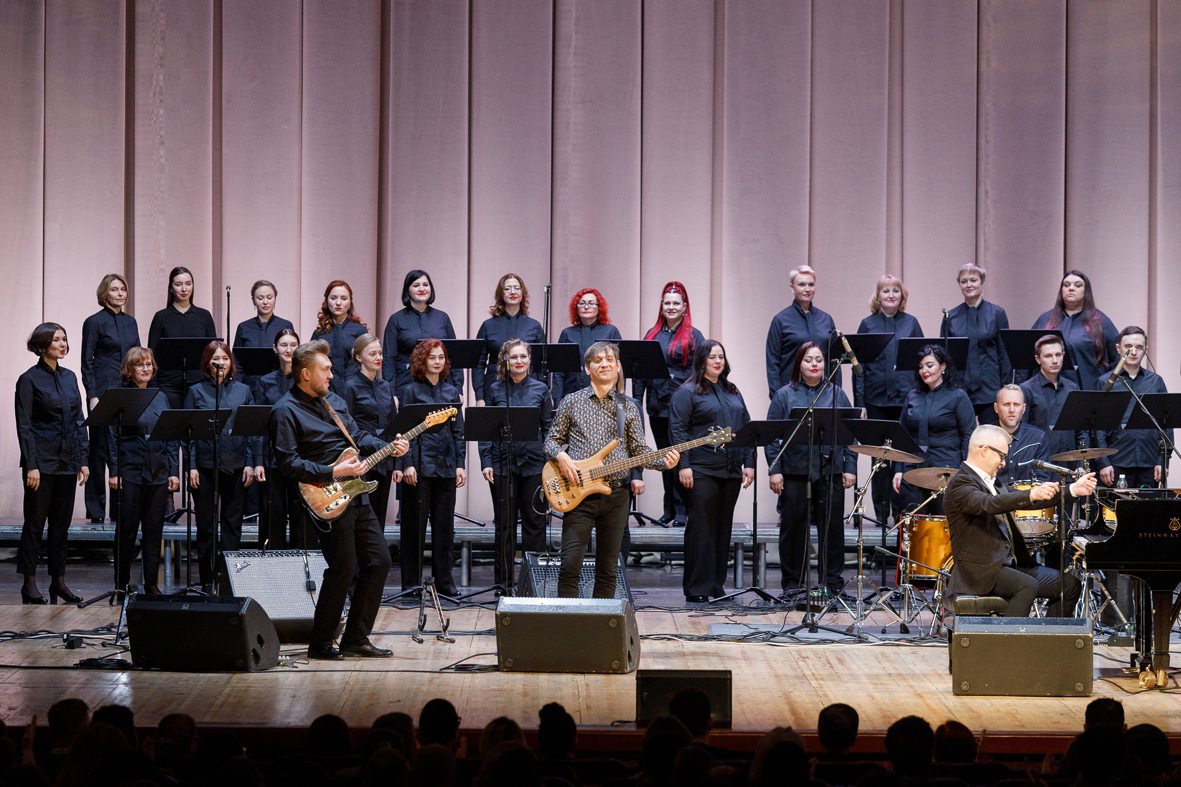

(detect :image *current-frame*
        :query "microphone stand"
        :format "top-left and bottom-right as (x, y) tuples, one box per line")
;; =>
(1112, 374), (1180, 488)
(209, 368), (224, 593)
(1036, 462), (1077, 615)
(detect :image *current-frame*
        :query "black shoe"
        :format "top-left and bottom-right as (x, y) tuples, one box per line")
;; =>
(20, 588), (47, 605)
(89, 517), (105, 524)
(340, 640), (392, 658)
(673, 515), (688, 526)
(658, 514), (675, 525)
(48, 582), (82, 605)
(307, 642), (344, 660)
(685, 595), (709, 604)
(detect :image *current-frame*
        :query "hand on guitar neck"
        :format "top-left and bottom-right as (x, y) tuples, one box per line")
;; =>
(554, 448), (680, 487)
(332, 436), (410, 478)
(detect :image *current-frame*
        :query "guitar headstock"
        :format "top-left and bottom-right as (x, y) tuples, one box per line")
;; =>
(426, 407), (458, 427)
(704, 426), (733, 447)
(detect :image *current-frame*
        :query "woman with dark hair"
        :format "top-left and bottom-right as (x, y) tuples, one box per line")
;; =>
(147, 266), (217, 408)
(15, 323), (89, 604)
(397, 339), (465, 596)
(381, 270), (463, 399)
(108, 347), (178, 593)
(766, 343), (856, 599)
(81, 273), (141, 524)
(1032, 270), (1119, 392)
(257, 328), (308, 548)
(940, 264), (1010, 424)
(345, 334), (400, 527)
(551, 288), (623, 405)
(634, 282), (704, 525)
(669, 340), (754, 602)
(765, 265), (839, 400)
(183, 340), (262, 590)
(311, 279), (368, 396)
(478, 340), (553, 589)
(891, 344), (976, 516)
(473, 273), (545, 405)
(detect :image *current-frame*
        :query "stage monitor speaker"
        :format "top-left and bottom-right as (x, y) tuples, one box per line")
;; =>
(127, 595), (279, 672)
(516, 552), (634, 607)
(219, 550), (341, 643)
(495, 597), (639, 674)
(950, 617), (1092, 697)
(636, 669), (733, 729)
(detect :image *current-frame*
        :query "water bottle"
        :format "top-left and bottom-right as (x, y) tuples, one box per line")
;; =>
(1116, 474), (1128, 489)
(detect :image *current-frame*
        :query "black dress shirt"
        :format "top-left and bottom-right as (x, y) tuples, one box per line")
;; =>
(233, 315), (295, 349)
(311, 319), (369, 396)
(552, 322), (624, 405)
(544, 387), (667, 484)
(1020, 373), (1086, 460)
(81, 307), (141, 401)
(183, 378), (259, 472)
(105, 386), (178, 485)
(897, 383), (976, 472)
(941, 300), (1011, 405)
(269, 387), (386, 485)
(764, 381), (856, 478)
(1095, 369), (1172, 471)
(478, 377), (554, 476)
(1032, 310), (1119, 392)
(473, 313), (546, 401)
(257, 370), (294, 407)
(381, 306), (463, 392)
(15, 359), (88, 474)
(993, 422), (1051, 487)
(853, 311), (924, 407)
(396, 378), (466, 478)
(633, 325), (706, 420)
(147, 304), (218, 389)
(765, 300), (840, 398)
(344, 373), (397, 476)
(669, 380), (755, 479)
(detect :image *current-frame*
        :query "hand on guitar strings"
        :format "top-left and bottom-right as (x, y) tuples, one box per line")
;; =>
(332, 454), (367, 478)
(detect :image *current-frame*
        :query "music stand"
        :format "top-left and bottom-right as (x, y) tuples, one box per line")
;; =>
(1000, 329), (1074, 376)
(1121, 392), (1181, 488)
(840, 333), (894, 368)
(617, 340), (670, 381)
(229, 405), (271, 547)
(444, 338), (488, 400)
(895, 337), (969, 374)
(155, 337), (220, 393)
(529, 343), (582, 378)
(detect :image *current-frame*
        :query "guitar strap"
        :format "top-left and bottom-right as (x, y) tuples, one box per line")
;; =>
(616, 398), (627, 444)
(320, 397), (361, 454)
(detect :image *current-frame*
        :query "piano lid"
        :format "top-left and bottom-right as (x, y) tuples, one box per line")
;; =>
(1086, 499), (1181, 578)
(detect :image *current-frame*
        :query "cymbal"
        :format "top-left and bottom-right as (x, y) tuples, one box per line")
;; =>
(849, 444), (923, 464)
(903, 466), (958, 491)
(1049, 447), (1117, 463)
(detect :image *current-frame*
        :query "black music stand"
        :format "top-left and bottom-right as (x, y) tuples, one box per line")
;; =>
(232, 346), (279, 384)
(839, 333), (894, 369)
(228, 405), (271, 547)
(529, 343), (582, 392)
(895, 337), (969, 374)
(618, 340), (670, 381)
(155, 337), (220, 396)
(464, 405), (542, 600)
(1122, 393), (1181, 489)
(444, 338), (488, 400)
(1000, 329), (1074, 377)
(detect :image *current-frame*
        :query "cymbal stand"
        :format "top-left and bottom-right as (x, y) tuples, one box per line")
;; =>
(868, 484), (946, 634)
(412, 576), (455, 644)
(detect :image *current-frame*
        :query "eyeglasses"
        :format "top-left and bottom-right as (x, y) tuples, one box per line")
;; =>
(576, 301), (598, 308)
(133, 362), (155, 369)
(983, 444), (1008, 463)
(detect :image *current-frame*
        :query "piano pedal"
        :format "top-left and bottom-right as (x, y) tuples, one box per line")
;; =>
(1138, 669), (1169, 689)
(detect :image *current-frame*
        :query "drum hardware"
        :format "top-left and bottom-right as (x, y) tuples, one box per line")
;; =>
(1068, 537), (1134, 643)
(866, 482), (948, 634)
(874, 544), (948, 636)
(903, 466), (958, 491)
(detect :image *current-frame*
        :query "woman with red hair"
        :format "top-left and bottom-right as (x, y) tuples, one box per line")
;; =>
(473, 273), (545, 404)
(551, 288), (623, 405)
(634, 282), (704, 525)
(311, 280), (369, 396)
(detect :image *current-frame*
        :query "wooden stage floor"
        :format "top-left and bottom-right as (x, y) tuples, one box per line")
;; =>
(0, 602), (1176, 742)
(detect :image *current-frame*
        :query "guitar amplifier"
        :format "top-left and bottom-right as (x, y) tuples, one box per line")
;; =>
(950, 617), (1093, 696)
(219, 550), (342, 643)
(516, 552), (634, 607)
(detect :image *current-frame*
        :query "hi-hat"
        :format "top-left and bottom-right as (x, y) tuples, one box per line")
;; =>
(903, 466), (958, 491)
(1049, 447), (1117, 463)
(849, 444), (923, 464)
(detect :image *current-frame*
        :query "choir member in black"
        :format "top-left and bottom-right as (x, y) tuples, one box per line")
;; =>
(397, 339), (466, 596)
(81, 273), (140, 524)
(765, 265), (839, 400)
(551, 288), (623, 405)
(478, 340), (554, 588)
(107, 348), (179, 593)
(670, 340), (755, 602)
(344, 334), (400, 528)
(473, 273), (545, 405)
(15, 323), (89, 604)
(853, 274), (923, 526)
(183, 341), (263, 590)
(992, 385), (1050, 488)
(257, 328), (307, 548)
(233, 279), (295, 401)
(766, 343), (856, 598)
(940, 264), (1010, 424)
(1094, 327), (1171, 489)
(1032, 270), (1119, 392)
(311, 279), (369, 397)
(147, 266), (217, 408)
(891, 344), (975, 516)
(1019, 335), (1085, 463)
(381, 270), (462, 400)
(270, 340), (409, 659)
(634, 281), (704, 525)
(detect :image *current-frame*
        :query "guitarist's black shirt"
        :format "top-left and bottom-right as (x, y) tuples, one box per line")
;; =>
(269, 386), (385, 484)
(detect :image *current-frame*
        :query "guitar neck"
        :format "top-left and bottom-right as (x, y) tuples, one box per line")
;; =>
(359, 418), (435, 473)
(590, 435), (724, 479)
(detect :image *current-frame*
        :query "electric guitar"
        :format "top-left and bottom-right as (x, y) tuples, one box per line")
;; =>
(299, 407), (457, 521)
(542, 426), (732, 513)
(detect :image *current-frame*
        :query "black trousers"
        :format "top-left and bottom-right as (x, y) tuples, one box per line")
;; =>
(865, 405), (902, 525)
(369, 470), (393, 528)
(778, 474), (845, 593)
(399, 476), (457, 595)
(193, 468), (247, 585)
(18, 473), (76, 577)
(85, 424), (114, 521)
(559, 487), (630, 598)
(116, 480), (168, 588)
(683, 475), (742, 598)
(650, 416), (690, 520)
(490, 471), (545, 588)
(990, 564), (1081, 617)
(311, 501), (391, 646)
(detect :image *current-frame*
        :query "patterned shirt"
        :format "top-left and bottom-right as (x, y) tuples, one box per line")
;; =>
(544, 386), (666, 483)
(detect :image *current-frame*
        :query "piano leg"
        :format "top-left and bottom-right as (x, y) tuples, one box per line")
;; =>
(1151, 589), (1173, 674)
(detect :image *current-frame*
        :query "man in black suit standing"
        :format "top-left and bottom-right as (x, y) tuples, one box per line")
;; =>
(944, 424), (1097, 617)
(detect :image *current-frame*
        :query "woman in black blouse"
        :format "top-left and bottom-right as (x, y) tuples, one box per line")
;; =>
(552, 288), (623, 405)
(233, 279), (295, 401)
(473, 273), (545, 405)
(345, 334), (400, 528)
(257, 328), (308, 548)
(147, 266), (217, 408)
(382, 270), (462, 400)
(311, 279), (369, 397)
(108, 347), (178, 593)
(397, 339), (466, 596)
(669, 340), (755, 602)
(183, 341), (262, 590)
(1032, 270), (1119, 392)
(633, 281), (704, 525)
(940, 264), (1010, 424)
(15, 323), (89, 604)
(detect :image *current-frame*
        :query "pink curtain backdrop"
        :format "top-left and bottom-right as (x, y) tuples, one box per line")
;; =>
(1, 0), (1177, 523)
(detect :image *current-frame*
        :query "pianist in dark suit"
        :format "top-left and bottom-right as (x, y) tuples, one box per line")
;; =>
(944, 424), (1097, 617)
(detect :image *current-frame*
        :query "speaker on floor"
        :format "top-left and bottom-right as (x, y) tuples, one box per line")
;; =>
(950, 617), (1092, 697)
(636, 669), (733, 728)
(516, 552), (635, 607)
(219, 550), (342, 643)
(127, 595), (279, 672)
(495, 597), (640, 674)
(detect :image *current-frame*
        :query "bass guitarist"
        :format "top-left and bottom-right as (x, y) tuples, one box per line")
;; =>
(270, 340), (409, 660)
(544, 341), (680, 598)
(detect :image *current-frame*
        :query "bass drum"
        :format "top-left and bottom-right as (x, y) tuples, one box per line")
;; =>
(908, 515), (951, 580)
(1009, 482), (1056, 541)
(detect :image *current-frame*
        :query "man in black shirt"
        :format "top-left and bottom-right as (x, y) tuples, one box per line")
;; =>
(270, 340), (408, 659)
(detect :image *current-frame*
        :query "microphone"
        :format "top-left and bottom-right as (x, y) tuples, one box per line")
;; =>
(1102, 348), (1133, 392)
(836, 330), (863, 376)
(1028, 458), (1078, 477)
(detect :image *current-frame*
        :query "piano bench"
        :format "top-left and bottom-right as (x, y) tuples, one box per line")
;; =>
(953, 596), (1007, 617)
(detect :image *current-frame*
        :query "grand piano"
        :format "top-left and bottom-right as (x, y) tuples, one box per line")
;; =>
(1085, 498), (1181, 688)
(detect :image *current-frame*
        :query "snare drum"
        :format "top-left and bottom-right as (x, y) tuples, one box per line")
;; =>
(907, 515), (952, 579)
(1010, 482), (1056, 540)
